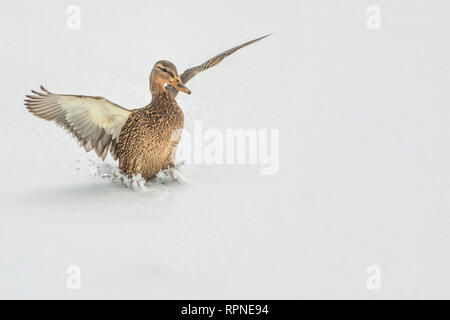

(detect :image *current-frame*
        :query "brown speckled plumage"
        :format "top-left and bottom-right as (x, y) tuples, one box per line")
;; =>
(118, 89), (184, 179)
(24, 35), (269, 181)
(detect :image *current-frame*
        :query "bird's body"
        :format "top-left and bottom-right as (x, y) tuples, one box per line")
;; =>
(25, 35), (269, 181)
(118, 90), (184, 179)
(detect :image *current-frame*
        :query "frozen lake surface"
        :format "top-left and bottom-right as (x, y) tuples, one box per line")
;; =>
(0, 0), (449, 298)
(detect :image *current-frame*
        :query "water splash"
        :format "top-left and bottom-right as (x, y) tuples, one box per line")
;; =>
(87, 159), (186, 193)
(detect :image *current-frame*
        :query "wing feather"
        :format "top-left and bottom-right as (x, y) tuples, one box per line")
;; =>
(25, 86), (131, 160)
(167, 34), (270, 97)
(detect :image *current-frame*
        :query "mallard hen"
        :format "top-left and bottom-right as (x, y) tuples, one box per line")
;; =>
(25, 34), (269, 180)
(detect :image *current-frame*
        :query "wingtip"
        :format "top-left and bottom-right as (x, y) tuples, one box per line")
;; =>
(258, 33), (272, 40)
(247, 33), (272, 45)
(31, 89), (46, 96)
(40, 85), (51, 94)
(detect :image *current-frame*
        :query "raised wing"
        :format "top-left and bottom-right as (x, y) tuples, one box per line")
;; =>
(167, 34), (270, 97)
(25, 86), (131, 160)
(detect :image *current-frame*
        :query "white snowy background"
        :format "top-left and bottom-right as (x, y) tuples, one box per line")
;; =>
(1, 0), (450, 299)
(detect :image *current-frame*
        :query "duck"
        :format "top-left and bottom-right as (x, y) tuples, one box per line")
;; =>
(25, 34), (270, 180)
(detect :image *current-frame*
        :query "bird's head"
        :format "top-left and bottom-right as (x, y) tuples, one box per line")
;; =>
(150, 60), (191, 95)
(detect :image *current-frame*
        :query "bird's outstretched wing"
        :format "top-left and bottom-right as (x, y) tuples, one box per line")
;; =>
(167, 34), (270, 97)
(25, 86), (131, 160)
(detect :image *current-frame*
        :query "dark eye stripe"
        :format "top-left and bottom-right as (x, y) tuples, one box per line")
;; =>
(157, 66), (175, 78)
